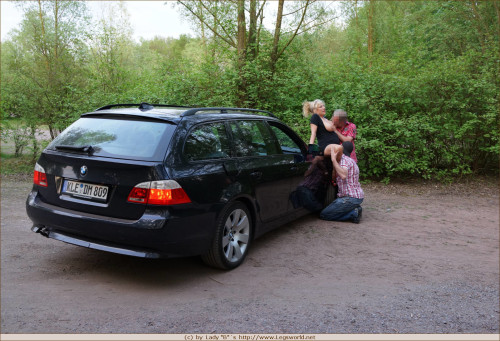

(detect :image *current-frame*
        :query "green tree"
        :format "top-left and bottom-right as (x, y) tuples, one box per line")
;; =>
(86, 1), (136, 106)
(176, 0), (335, 106)
(319, 1), (499, 178)
(2, 0), (90, 138)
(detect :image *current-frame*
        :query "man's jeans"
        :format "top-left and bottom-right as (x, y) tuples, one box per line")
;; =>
(320, 196), (363, 221)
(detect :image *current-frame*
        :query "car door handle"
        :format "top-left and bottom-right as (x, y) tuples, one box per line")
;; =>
(290, 166), (298, 171)
(250, 171), (263, 180)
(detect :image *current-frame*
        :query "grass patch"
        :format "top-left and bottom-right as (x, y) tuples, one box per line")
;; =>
(1, 153), (34, 175)
(1, 117), (24, 127)
(1, 118), (50, 131)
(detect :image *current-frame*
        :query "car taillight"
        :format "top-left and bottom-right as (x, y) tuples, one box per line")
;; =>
(127, 182), (150, 203)
(127, 180), (191, 205)
(33, 163), (48, 187)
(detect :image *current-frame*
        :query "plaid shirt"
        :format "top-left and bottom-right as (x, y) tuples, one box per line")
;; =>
(337, 154), (364, 199)
(340, 121), (357, 163)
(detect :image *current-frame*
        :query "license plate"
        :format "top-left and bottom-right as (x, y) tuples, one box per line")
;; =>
(62, 180), (109, 201)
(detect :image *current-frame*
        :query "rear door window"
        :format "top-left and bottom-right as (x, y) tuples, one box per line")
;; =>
(230, 120), (280, 157)
(269, 124), (303, 154)
(47, 117), (175, 161)
(184, 122), (231, 161)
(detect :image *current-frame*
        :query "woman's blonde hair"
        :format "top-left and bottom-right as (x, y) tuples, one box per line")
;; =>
(302, 99), (325, 118)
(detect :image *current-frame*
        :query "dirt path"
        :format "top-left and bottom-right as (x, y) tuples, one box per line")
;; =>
(1, 176), (499, 334)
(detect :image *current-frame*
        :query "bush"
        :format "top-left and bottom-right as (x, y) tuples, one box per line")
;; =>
(1, 121), (30, 157)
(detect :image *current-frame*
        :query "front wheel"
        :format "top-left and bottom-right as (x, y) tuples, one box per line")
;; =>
(202, 202), (252, 270)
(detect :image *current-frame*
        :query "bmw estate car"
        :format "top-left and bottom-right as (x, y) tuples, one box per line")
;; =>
(26, 103), (319, 269)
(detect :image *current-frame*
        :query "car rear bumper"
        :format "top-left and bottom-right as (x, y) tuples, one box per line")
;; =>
(26, 189), (217, 258)
(31, 225), (161, 258)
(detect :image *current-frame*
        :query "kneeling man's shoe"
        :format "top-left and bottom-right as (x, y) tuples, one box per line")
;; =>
(352, 207), (362, 224)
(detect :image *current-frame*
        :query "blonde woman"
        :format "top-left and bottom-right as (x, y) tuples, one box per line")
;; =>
(303, 99), (341, 174)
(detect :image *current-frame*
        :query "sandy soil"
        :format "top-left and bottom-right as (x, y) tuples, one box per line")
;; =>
(1, 176), (499, 334)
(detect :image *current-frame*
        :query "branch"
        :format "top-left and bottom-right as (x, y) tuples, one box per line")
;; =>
(281, 15), (337, 36)
(178, 1), (236, 48)
(257, 0), (267, 19)
(241, 0), (267, 20)
(199, 1), (237, 46)
(282, 0), (323, 17)
(282, 2), (310, 17)
(301, 16), (337, 34)
(256, 1), (266, 55)
(276, 0), (310, 60)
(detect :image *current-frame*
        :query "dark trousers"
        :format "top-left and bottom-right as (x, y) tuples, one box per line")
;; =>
(295, 186), (324, 212)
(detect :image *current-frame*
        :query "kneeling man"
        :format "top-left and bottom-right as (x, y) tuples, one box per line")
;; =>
(320, 142), (364, 223)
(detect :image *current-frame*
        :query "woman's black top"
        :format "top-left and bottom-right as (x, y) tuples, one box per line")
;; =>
(310, 114), (340, 152)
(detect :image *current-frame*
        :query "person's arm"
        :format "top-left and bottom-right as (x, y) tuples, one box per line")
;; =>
(304, 160), (317, 177)
(309, 123), (318, 145)
(304, 156), (324, 177)
(332, 122), (355, 142)
(332, 150), (348, 180)
(334, 131), (353, 143)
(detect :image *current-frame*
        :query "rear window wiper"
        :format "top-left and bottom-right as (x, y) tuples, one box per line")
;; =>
(55, 145), (94, 154)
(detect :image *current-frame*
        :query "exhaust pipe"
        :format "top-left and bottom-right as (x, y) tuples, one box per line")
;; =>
(31, 225), (50, 238)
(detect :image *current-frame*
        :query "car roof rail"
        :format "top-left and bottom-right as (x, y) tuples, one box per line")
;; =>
(180, 107), (276, 118)
(95, 102), (189, 111)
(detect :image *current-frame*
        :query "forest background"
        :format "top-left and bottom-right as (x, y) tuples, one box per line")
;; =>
(1, 0), (498, 182)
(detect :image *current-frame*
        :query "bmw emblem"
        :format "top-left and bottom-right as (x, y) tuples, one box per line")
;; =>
(80, 166), (88, 177)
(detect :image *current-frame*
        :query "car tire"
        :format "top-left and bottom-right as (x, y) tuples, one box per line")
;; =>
(202, 202), (252, 270)
(323, 182), (338, 208)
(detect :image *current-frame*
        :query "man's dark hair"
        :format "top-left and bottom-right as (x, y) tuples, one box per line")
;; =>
(342, 141), (353, 157)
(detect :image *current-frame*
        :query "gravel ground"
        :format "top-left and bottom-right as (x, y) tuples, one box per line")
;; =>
(1, 176), (499, 335)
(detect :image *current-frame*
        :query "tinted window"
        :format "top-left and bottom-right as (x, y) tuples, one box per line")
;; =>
(269, 125), (303, 154)
(184, 122), (231, 161)
(230, 120), (280, 157)
(47, 117), (174, 161)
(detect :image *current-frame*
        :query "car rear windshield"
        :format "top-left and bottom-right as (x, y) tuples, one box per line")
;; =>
(47, 117), (176, 161)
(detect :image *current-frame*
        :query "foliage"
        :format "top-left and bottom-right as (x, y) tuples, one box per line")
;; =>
(0, 153), (35, 175)
(0, 0), (498, 180)
(1, 121), (31, 157)
(1, 0), (91, 138)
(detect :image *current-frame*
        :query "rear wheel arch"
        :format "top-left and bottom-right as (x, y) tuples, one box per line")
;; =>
(233, 197), (257, 239)
(202, 200), (253, 270)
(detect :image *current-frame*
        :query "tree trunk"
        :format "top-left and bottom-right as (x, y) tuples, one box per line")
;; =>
(48, 125), (57, 140)
(270, 0), (285, 75)
(248, 0), (257, 60)
(256, 4), (265, 57)
(468, 0), (486, 53)
(355, 0), (361, 64)
(37, 0), (49, 71)
(30, 126), (40, 162)
(237, 0), (247, 106)
(37, 0), (54, 130)
(237, 0), (246, 67)
(197, 1), (207, 55)
(54, 0), (59, 60)
(367, 0), (374, 67)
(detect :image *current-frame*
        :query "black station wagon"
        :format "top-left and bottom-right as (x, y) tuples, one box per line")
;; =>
(26, 103), (318, 269)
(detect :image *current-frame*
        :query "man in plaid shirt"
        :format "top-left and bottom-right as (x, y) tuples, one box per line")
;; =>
(331, 109), (357, 163)
(320, 142), (364, 223)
